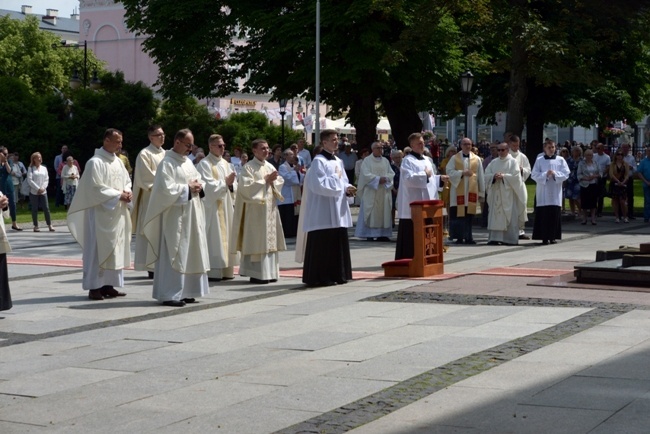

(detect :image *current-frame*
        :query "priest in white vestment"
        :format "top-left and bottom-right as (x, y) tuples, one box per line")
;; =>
(508, 134), (531, 239)
(196, 134), (239, 281)
(230, 139), (286, 284)
(143, 129), (210, 307)
(531, 141), (570, 245)
(447, 138), (485, 245)
(355, 142), (394, 241)
(300, 129), (355, 287)
(484, 144), (527, 245)
(68, 129), (132, 301)
(395, 133), (446, 260)
(131, 124), (166, 277)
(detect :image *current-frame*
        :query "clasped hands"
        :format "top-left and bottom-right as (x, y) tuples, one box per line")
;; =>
(188, 179), (203, 194)
(265, 171), (279, 185)
(119, 190), (132, 202)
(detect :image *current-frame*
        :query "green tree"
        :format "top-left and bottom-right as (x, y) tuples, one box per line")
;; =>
(0, 15), (104, 95)
(212, 112), (303, 154)
(154, 97), (221, 150)
(122, 0), (486, 148)
(477, 0), (650, 157)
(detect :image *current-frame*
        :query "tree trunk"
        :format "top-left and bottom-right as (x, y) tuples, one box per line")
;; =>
(526, 85), (545, 161)
(505, 5), (528, 138)
(347, 95), (378, 151)
(382, 94), (422, 150)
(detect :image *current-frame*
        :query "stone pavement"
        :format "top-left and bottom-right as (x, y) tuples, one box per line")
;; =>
(0, 216), (649, 433)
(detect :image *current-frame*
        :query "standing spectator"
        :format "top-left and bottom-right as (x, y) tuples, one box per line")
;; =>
(61, 156), (79, 209)
(296, 138), (312, 168)
(9, 153), (26, 204)
(354, 148), (370, 185)
(339, 144), (358, 184)
(636, 147), (650, 222)
(0, 192), (12, 312)
(620, 143), (637, 219)
(289, 143), (306, 167)
(27, 152), (53, 232)
(389, 149), (403, 227)
(577, 149), (601, 225)
(267, 145), (283, 170)
(0, 148), (21, 231)
(231, 147), (242, 169)
(593, 143), (611, 217)
(609, 151), (631, 223)
(430, 139), (441, 167)
(117, 143), (133, 179)
(565, 146), (583, 217)
(277, 148), (303, 238)
(531, 141), (570, 245)
(53, 145), (68, 207)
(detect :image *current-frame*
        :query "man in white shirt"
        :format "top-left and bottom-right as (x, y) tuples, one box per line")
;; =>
(277, 148), (304, 238)
(68, 129), (132, 300)
(593, 142), (611, 217)
(296, 138), (312, 169)
(620, 143), (637, 219)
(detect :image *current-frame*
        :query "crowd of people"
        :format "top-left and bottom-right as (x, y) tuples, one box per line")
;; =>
(1, 126), (650, 316)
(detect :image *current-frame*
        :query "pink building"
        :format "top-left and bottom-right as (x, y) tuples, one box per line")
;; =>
(80, 0), (158, 88)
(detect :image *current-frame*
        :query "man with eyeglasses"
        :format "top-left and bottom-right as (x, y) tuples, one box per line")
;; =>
(131, 124), (167, 278)
(231, 139), (286, 284)
(484, 143), (527, 245)
(196, 134), (239, 281)
(143, 129), (210, 307)
(68, 129), (133, 301)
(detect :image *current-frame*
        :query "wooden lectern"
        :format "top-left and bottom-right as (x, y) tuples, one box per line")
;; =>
(382, 200), (444, 278)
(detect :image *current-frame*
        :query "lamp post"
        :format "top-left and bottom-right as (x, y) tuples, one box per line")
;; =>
(57, 40), (101, 90)
(460, 70), (474, 140)
(279, 98), (288, 147)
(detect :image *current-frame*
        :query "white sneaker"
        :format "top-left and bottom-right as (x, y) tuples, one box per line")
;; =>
(623, 217), (629, 223)
(615, 218), (620, 223)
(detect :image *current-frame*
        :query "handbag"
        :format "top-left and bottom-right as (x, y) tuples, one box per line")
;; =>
(20, 178), (30, 197)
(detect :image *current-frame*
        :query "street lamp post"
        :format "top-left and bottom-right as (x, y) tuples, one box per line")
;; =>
(58, 40), (101, 90)
(460, 70), (474, 140)
(279, 98), (288, 147)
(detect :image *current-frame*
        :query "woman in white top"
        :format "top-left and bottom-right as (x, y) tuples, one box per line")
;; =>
(27, 152), (54, 232)
(61, 156), (79, 209)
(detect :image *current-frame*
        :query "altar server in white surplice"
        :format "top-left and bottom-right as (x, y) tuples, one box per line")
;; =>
(354, 141), (394, 241)
(299, 129), (355, 287)
(68, 129), (132, 301)
(143, 129), (210, 307)
(131, 124), (166, 277)
(484, 143), (527, 245)
(196, 134), (238, 281)
(230, 139), (286, 284)
(531, 140), (570, 245)
(395, 132), (446, 260)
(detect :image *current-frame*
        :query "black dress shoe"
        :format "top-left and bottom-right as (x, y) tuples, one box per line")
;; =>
(550, 240), (557, 244)
(518, 234), (530, 240)
(454, 239), (465, 244)
(88, 289), (104, 300)
(366, 237), (374, 241)
(221, 276), (234, 281)
(542, 240), (549, 245)
(250, 277), (270, 284)
(208, 277), (222, 282)
(487, 241), (500, 246)
(162, 300), (186, 307)
(270, 279), (278, 283)
(465, 240), (477, 245)
(182, 298), (197, 304)
(101, 286), (126, 297)
(307, 281), (337, 287)
(377, 237), (391, 242)
(147, 271), (154, 279)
